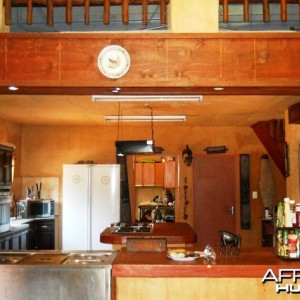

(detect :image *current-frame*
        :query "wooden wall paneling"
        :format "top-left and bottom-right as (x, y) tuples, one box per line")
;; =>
(255, 39), (300, 81)
(60, 39), (109, 82)
(222, 39), (255, 81)
(6, 39), (60, 81)
(166, 39), (221, 84)
(0, 40), (5, 81)
(121, 38), (167, 84)
(1, 34), (300, 87)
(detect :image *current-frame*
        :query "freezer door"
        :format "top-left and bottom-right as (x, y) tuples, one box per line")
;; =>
(62, 165), (89, 250)
(90, 164), (120, 250)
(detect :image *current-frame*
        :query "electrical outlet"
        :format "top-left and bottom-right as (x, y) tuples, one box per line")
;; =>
(252, 191), (258, 199)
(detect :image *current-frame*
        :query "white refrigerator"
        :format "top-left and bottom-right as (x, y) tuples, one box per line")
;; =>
(62, 164), (120, 250)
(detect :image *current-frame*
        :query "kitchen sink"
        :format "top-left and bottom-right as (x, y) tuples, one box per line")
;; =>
(0, 252), (30, 264)
(63, 252), (117, 265)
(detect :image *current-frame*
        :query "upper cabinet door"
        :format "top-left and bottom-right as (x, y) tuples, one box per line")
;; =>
(163, 160), (176, 188)
(155, 163), (164, 186)
(135, 163), (143, 186)
(142, 163), (155, 186)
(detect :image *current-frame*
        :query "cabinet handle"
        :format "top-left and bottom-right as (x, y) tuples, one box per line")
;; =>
(41, 225), (48, 229)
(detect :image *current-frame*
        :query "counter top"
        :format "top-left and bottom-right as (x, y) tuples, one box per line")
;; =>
(112, 247), (300, 278)
(100, 222), (197, 245)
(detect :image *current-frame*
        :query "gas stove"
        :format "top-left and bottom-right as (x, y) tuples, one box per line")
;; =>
(111, 222), (154, 234)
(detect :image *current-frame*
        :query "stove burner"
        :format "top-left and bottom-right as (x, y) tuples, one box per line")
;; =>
(112, 222), (154, 234)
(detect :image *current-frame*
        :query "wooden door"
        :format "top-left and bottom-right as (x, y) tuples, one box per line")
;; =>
(193, 154), (239, 248)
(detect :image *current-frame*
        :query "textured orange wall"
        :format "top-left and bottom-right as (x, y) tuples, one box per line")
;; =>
(13, 123), (285, 247)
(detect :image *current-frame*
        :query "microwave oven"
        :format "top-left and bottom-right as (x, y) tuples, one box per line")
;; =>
(16, 199), (55, 218)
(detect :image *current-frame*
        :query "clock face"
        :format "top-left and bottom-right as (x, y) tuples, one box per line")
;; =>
(97, 45), (131, 79)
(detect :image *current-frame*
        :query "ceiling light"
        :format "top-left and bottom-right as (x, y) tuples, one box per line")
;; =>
(214, 87), (224, 91)
(8, 86), (19, 91)
(92, 95), (202, 102)
(105, 115), (186, 122)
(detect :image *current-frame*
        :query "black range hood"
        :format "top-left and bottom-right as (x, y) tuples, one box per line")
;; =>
(115, 140), (154, 156)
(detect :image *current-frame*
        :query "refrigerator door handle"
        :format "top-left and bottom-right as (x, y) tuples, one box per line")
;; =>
(87, 165), (92, 250)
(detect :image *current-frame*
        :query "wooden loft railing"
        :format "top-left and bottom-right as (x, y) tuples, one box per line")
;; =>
(219, 0), (300, 23)
(3, 0), (169, 26)
(3, 0), (299, 28)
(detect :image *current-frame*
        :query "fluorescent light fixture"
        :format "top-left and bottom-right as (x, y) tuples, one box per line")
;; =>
(92, 95), (202, 102)
(105, 115), (186, 122)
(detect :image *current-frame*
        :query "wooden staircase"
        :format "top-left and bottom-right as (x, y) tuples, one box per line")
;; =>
(251, 119), (287, 177)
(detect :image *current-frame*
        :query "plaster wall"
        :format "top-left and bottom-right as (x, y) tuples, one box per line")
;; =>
(11, 123), (285, 248)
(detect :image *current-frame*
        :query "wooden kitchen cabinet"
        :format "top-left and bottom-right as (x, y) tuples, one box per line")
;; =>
(163, 160), (176, 188)
(135, 161), (174, 188)
(0, 228), (29, 250)
(142, 163), (155, 186)
(0, 145), (13, 186)
(28, 219), (55, 250)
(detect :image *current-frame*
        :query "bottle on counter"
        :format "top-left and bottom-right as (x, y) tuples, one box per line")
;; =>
(296, 204), (300, 228)
(284, 197), (293, 227)
(283, 230), (289, 258)
(264, 207), (269, 219)
(276, 201), (284, 227)
(289, 200), (296, 227)
(276, 230), (283, 257)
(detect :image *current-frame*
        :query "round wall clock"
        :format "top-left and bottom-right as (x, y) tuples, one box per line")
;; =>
(97, 45), (131, 79)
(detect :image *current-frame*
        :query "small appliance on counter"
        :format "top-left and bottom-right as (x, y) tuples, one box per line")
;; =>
(16, 199), (55, 218)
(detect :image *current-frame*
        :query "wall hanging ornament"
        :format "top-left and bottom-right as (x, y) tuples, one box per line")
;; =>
(182, 145), (193, 166)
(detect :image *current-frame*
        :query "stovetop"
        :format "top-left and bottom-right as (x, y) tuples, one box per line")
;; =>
(112, 222), (154, 234)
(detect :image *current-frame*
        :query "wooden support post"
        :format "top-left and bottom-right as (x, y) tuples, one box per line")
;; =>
(243, 0), (249, 22)
(103, 0), (110, 25)
(142, 0), (148, 26)
(47, 0), (54, 26)
(262, 0), (270, 22)
(84, 0), (90, 25)
(223, 0), (229, 23)
(66, 0), (72, 25)
(280, 0), (287, 22)
(160, 0), (167, 25)
(122, 0), (129, 24)
(4, 0), (12, 26)
(26, 0), (33, 24)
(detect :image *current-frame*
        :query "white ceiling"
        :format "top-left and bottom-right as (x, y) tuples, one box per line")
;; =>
(1, 94), (299, 127)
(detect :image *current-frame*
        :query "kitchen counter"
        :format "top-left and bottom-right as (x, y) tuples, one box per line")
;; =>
(112, 247), (300, 300)
(100, 222), (197, 246)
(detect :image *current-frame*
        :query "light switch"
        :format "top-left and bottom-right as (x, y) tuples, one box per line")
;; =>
(252, 191), (258, 199)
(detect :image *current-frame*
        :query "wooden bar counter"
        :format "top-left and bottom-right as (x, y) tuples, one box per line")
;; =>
(100, 222), (197, 246)
(112, 247), (300, 300)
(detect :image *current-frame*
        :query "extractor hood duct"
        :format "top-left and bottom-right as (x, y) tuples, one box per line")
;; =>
(115, 140), (154, 156)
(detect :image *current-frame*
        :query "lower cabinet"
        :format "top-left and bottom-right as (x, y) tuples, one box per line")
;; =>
(0, 228), (29, 250)
(28, 219), (55, 250)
